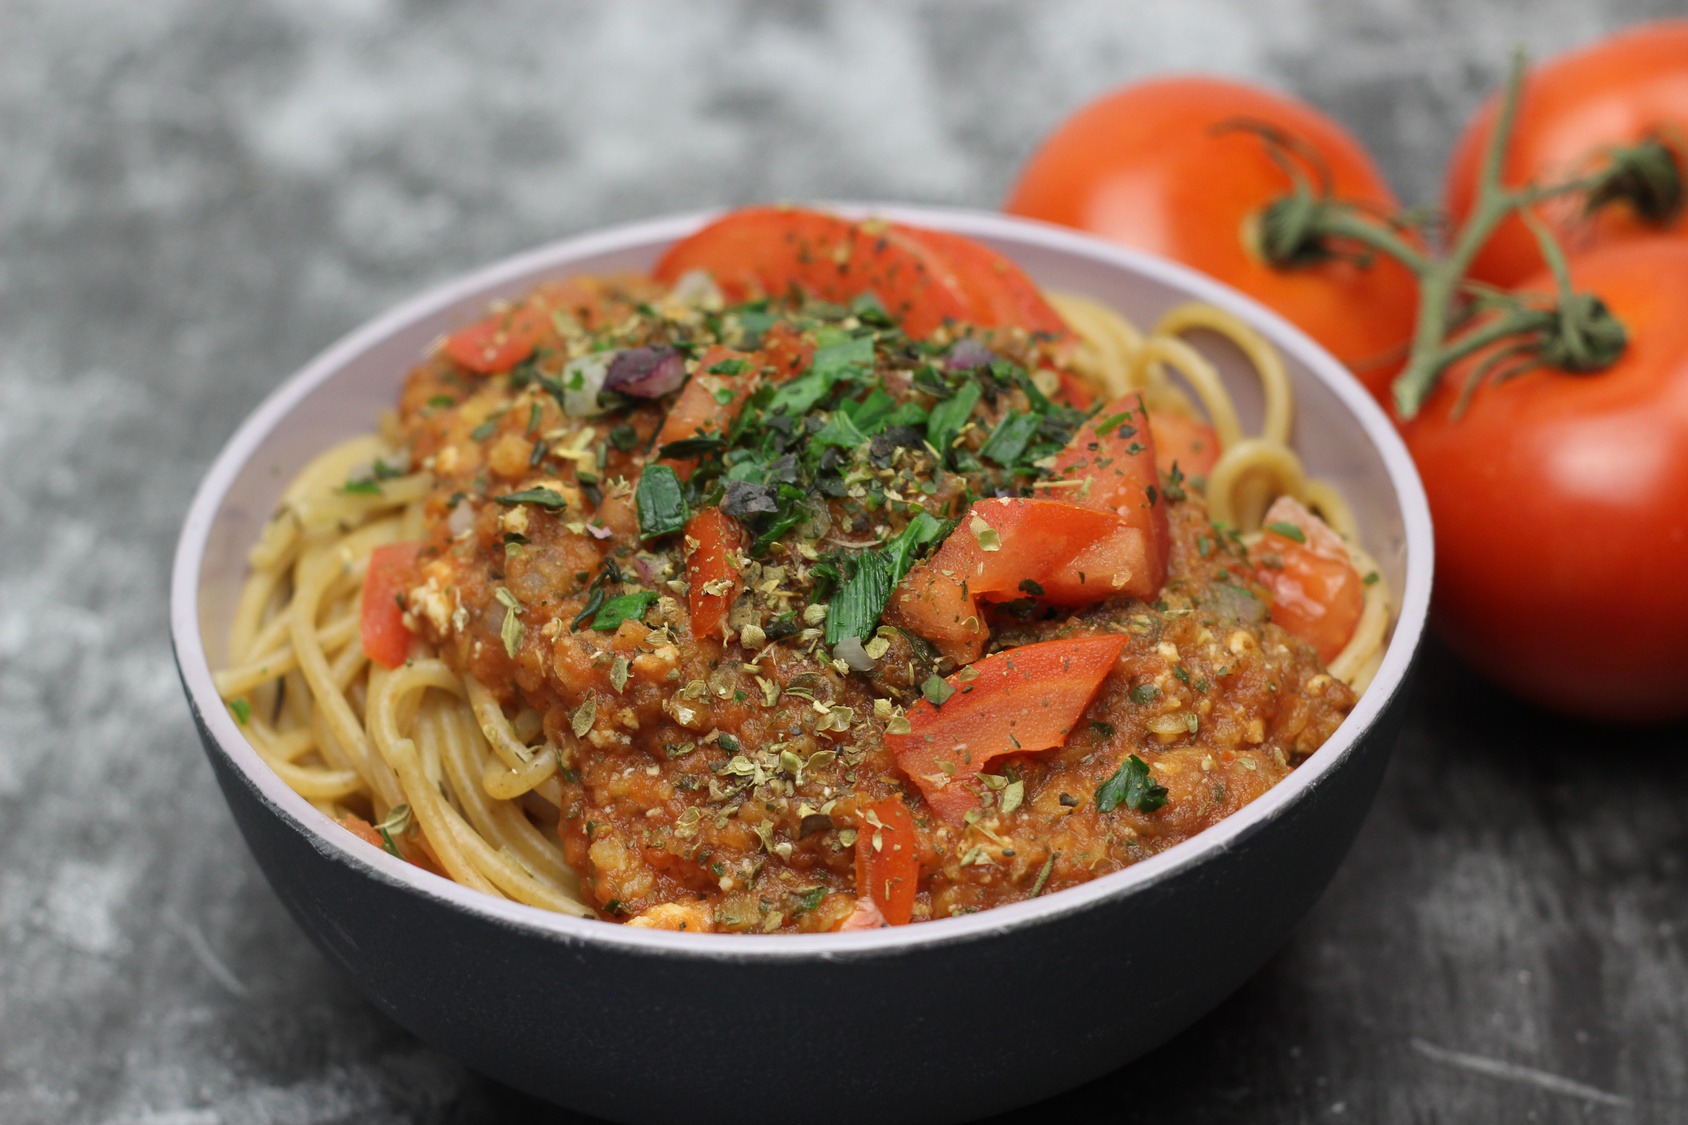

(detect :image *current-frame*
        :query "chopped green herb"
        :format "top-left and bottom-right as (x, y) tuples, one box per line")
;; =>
(228, 698), (252, 725)
(708, 358), (749, 375)
(470, 418), (500, 442)
(1265, 520), (1307, 543)
(1096, 754), (1169, 813)
(979, 411), (1043, 467)
(591, 591), (659, 631)
(338, 479), (382, 496)
(607, 424), (640, 452)
(921, 674), (955, 706)
(495, 487), (569, 509)
(1018, 578), (1045, 596)
(1090, 720), (1115, 738)
(925, 381), (981, 454)
(427, 394), (456, 409)
(1129, 683), (1160, 706)
(793, 886), (828, 914)
(1364, 570), (1380, 586)
(1030, 852), (1057, 897)
(635, 464), (689, 539)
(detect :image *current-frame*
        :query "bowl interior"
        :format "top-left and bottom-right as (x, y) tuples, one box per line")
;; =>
(174, 204), (1431, 951)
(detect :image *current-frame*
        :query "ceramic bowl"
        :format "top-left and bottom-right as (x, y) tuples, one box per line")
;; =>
(171, 205), (1432, 1125)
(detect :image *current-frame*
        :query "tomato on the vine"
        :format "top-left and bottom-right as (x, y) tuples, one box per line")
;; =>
(1400, 239), (1688, 721)
(1445, 20), (1688, 289)
(1005, 77), (1418, 375)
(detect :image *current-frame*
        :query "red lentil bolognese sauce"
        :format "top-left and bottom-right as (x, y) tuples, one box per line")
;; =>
(219, 208), (1388, 933)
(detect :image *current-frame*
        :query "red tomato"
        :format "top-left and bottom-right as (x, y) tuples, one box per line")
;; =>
(362, 541), (421, 669)
(1401, 239), (1688, 720)
(654, 344), (758, 477)
(887, 635), (1128, 825)
(888, 498), (1149, 664)
(854, 796), (919, 925)
(889, 224), (1069, 337)
(1041, 392), (1171, 588)
(1005, 77), (1418, 374)
(684, 507), (742, 642)
(654, 208), (974, 338)
(1148, 410), (1222, 480)
(442, 305), (551, 375)
(1445, 20), (1688, 288)
(1252, 497), (1363, 664)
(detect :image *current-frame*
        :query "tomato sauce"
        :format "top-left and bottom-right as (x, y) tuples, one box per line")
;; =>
(394, 266), (1353, 932)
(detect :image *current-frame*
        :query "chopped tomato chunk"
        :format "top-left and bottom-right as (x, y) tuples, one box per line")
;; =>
(1148, 409), (1221, 479)
(653, 208), (976, 339)
(854, 795), (919, 925)
(886, 498), (1147, 665)
(362, 541), (421, 668)
(337, 814), (386, 850)
(654, 344), (759, 477)
(1042, 391), (1170, 590)
(887, 635), (1128, 825)
(441, 304), (551, 374)
(684, 507), (742, 642)
(1252, 496), (1364, 663)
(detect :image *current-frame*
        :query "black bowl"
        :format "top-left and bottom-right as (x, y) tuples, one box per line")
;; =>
(172, 206), (1432, 1124)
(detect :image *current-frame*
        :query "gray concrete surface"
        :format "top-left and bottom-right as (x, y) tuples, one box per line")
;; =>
(2, 1), (1685, 1122)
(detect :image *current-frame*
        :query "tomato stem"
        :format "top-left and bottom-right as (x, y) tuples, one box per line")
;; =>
(1388, 50), (1627, 419)
(1250, 47), (1634, 420)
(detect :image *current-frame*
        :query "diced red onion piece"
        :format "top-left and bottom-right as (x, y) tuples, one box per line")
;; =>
(605, 347), (685, 398)
(944, 337), (997, 371)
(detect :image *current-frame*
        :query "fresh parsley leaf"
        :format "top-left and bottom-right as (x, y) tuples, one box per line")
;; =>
(925, 381), (981, 456)
(1129, 683), (1160, 705)
(979, 411), (1043, 467)
(591, 591), (658, 631)
(1265, 520), (1307, 543)
(635, 464), (689, 539)
(495, 487), (569, 509)
(1096, 754), (1168, 813)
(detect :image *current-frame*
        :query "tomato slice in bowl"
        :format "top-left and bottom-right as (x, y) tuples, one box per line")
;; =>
(654, 207), (974, 338)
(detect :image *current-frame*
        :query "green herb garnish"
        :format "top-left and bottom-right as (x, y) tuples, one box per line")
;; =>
(920, 674), (955, 706)
(591, 591), (659, 631)
(635, 464), (689, 539)
(1096, 754), (1168, 814)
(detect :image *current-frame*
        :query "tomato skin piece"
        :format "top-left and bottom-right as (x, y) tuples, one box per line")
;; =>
(442, 305), (551, 375)
(886, 498), (1144, 665)
(889, 224), (1070, 337)
(1041, 392), (1171, 590)
(1445, 20), (1688, 288)
(1252, 497), (1363, 664)
(1006, 77), (1418, 374)
(853, 795), (920, 925)
(888, 635), (1129, 825)
(653, 208), (974, 339)
(684, 507), (742, 642)
(363, 541), (422, 669)
(655, 344), (759, 478)
(337, 814), (386, 851)
(1401, 239), (1688, 720)
(1149, 410), (1221, 480)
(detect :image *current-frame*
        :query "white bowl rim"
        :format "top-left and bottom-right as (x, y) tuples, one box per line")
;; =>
(171, 203), (1433, 960)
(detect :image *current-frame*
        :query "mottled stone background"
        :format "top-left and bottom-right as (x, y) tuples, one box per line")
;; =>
(3, 1), (1686, 1122)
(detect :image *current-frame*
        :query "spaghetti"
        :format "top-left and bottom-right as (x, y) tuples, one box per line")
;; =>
(218, 218), (1392, 929)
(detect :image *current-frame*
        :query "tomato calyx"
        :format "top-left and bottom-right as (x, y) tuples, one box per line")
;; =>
(1582, 134), (1685, 228)
(1222, 119), (1432, 275)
